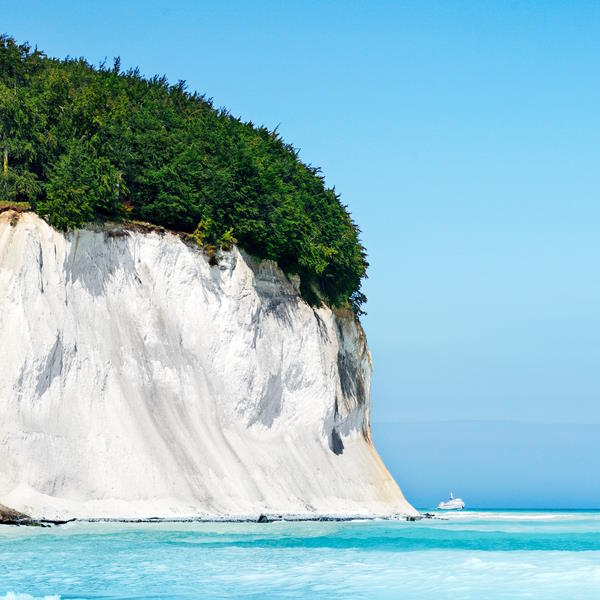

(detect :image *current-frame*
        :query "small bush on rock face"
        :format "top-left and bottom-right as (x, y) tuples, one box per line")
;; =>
(192, 217), (214, 246)
(219, 228), (237, 251)
(0, 34), (368, 312)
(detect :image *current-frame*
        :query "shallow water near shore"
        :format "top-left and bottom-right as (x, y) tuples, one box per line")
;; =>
(1, 510), (599, 599)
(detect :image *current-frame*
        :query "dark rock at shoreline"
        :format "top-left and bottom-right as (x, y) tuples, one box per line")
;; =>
(40, 517), (76, 526)
(0, 503), (32, 525)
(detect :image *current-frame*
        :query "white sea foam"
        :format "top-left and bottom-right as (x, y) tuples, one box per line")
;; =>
(431, 510), (600, 521)
(1, 595), (60, 600)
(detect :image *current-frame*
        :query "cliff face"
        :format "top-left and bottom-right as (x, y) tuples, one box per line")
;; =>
(0, 211), (415, 519)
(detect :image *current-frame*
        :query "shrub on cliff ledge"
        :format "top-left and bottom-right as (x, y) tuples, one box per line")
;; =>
(0, 35), (368, 312)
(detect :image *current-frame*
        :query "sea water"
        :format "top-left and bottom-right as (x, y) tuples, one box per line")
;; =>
(1, 511), (599, 599)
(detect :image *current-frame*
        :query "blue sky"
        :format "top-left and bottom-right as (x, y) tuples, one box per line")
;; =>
(5, 1), (599, 505)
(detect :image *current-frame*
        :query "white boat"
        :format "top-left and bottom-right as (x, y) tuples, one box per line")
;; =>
(437, 492), (465, 510)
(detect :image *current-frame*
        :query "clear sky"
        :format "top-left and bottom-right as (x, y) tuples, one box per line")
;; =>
(5, 1), (599, 506)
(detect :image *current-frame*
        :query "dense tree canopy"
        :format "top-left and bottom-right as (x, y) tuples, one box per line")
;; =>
(0, 35), (367, 311)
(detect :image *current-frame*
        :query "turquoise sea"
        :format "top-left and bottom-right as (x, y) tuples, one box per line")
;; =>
(1, 511), (599, 599)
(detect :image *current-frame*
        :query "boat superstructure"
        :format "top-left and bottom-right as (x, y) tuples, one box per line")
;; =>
(437, 492), (465, 510)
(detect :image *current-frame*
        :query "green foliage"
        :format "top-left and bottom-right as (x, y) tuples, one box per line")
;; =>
(0, 34), (368, 311)
(0, 200), (31, 210)
(219, 228), (237, 251)
(192, 217), (214, 246)
(2, 167), (41, 202)
(38, 139), (127, 230)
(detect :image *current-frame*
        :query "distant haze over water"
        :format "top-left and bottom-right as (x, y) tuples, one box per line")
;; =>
(374, 420), (600, 509)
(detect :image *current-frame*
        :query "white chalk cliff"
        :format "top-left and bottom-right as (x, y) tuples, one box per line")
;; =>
(0, 211), (415, 519)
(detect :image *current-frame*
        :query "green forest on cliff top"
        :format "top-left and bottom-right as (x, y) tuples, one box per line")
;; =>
(0, 35), (367, 312)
